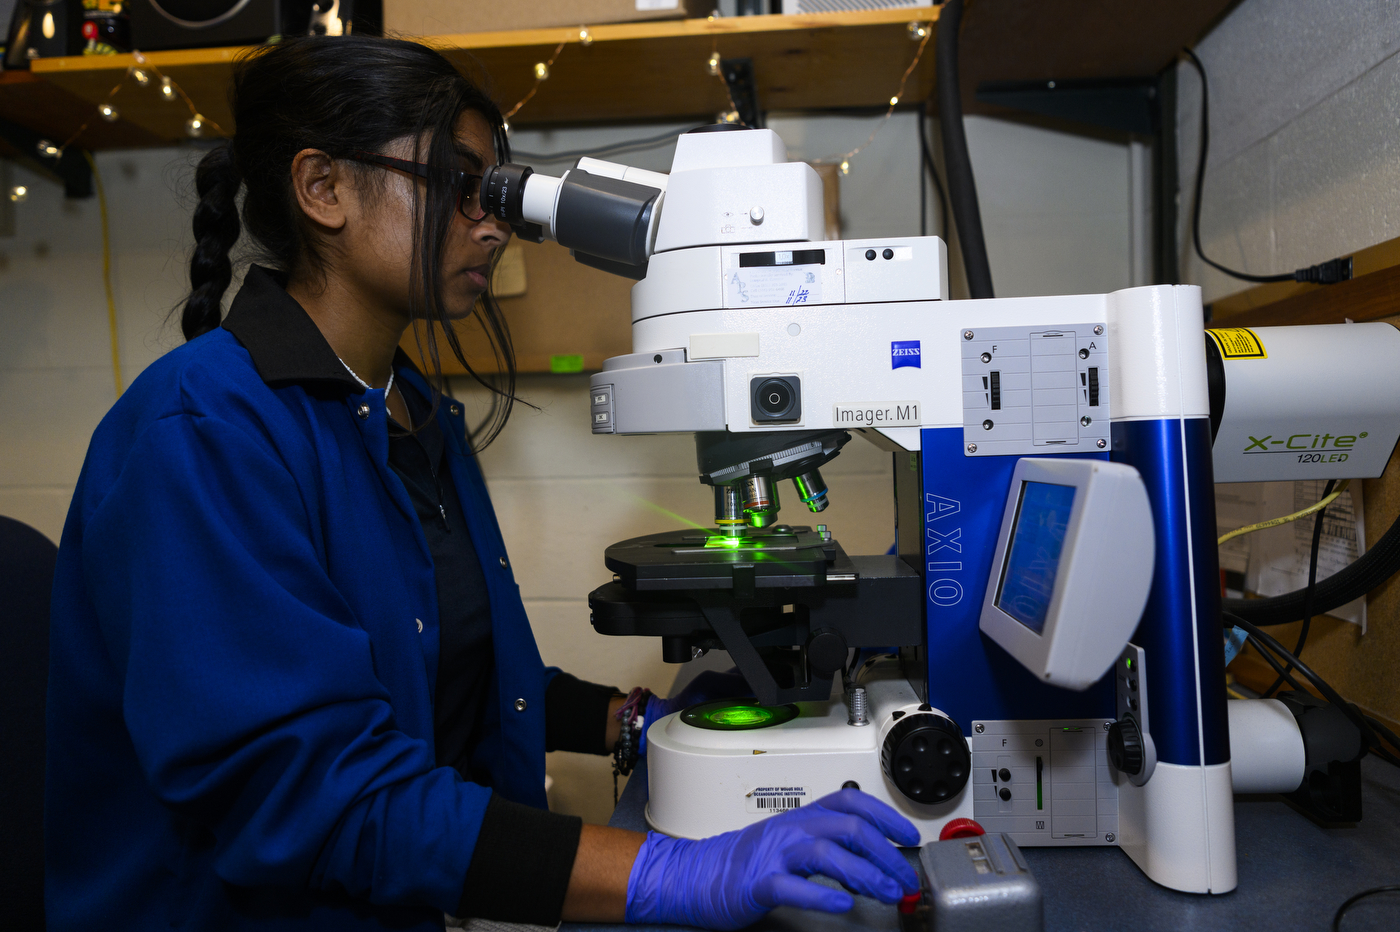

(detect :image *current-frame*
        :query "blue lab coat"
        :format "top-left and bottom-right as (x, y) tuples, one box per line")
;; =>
(46, 281), (554, 929)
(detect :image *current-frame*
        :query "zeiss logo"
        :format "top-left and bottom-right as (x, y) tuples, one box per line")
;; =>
(891, 340), (921, 369)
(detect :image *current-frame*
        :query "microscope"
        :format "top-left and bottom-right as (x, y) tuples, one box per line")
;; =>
(481, 126), (1400, 895)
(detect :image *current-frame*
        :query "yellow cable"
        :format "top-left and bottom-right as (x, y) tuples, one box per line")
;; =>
(83, 151), (122, 397)
(1217, 479), (1350, 546)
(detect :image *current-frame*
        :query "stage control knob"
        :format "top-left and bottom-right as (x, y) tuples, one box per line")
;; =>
(880, 713), (970, 805)
(1108, 718), (1145, 775)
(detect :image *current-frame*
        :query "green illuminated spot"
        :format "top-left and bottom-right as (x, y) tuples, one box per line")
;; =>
(681, 698), (799, 731)
(1126, 657), (1134, 669)
(708, 706), (774, 727)
(549, 354), (584, 373)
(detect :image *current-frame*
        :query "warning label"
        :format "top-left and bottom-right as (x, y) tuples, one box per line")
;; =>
(745, 786), (807, 814)
(1208, 327), (1268, 359)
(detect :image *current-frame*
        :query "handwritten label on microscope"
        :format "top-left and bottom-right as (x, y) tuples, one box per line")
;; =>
(833, 402), (921, 428)
(726, 264), (823, 308)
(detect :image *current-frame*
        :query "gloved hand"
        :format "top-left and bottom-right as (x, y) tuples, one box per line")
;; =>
(625, 788), (921, 930)
(640, 669), (752, 755)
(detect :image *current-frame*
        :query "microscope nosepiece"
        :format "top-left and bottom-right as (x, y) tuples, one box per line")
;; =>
(792, 469), (829, 513)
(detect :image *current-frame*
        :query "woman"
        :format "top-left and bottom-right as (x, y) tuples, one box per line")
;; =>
(45, 36), (919, 931)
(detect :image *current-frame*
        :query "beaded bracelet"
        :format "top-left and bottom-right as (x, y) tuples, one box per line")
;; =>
(611, 687), (653, 804)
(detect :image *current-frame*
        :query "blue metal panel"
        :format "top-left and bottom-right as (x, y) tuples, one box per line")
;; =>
(1111, 417), (1229, 766)
(921, 427), (1114, 729)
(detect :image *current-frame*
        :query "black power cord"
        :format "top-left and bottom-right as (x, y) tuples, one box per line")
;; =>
(916, 104), (950, 241)
(1333, 885), (1400, 931)
(1182, 48), (1353, 286)
(936, 0), (994, 299)
(1223, 501), (1400, 627)
(1262, 480), (1335, 698)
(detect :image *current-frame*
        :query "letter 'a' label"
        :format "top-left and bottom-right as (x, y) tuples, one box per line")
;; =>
(833, 403), (921, 428)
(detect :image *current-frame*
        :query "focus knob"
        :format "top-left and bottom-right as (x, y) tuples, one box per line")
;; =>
(881, 713), (970, 804)
(1108, 718), (1144, 775)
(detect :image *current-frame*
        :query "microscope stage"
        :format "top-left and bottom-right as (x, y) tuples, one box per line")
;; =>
(603, 525), (851, 592)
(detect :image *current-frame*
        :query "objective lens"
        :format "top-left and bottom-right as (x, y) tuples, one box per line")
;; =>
(714, 485), (745, 531)
(792, 469), (829, 513)
(742, 475), (780, 528)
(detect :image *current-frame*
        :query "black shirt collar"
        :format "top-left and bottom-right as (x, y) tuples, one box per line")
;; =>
(221, 265), (419, 392)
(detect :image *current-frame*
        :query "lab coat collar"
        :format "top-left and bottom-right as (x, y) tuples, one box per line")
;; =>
(221, 265), (419, 392)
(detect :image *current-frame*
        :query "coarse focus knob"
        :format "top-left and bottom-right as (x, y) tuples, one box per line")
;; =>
(881, 713), (970, 804)
(1108, 718), (1144, 775)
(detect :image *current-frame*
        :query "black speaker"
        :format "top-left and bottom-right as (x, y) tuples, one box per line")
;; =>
(4, 0), (84, 69)
(129, 0), (285, 50)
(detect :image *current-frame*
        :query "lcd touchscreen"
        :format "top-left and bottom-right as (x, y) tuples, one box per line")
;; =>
(994, 480), (1077, 635)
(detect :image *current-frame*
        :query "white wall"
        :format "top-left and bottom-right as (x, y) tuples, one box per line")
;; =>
(0, 149), (198, 540)
(1, 109), (1136, 825)
(1177, 0), (1400, 303)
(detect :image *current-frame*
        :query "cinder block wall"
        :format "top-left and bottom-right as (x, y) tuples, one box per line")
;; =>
(2, 113), (1138, 824)
(1177, 0), (1400, 303)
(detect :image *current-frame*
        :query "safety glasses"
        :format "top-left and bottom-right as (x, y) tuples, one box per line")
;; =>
(347, 151), (488, 222)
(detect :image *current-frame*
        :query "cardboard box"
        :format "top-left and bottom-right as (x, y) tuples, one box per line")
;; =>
(385, 1), (711, 37)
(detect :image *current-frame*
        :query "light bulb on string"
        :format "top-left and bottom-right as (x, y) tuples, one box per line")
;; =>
(185, 114), (206, 137)
(707, 52), (721, 77)
(578, 27), (592, 46)
(160, 76), (177, 101)
(890, 96), (900, 107)
(533, 61), (550, 80)
(131, 67), (150, 86)
(9, 185), (28, 203)
(907, 21), (929, 40)
(98, 103), (120, 122)
(840, 160), (850, 175)
(36, 139), (60, 159)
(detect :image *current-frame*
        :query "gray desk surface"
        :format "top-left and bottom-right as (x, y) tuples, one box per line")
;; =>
(561, 756), (1400, 932)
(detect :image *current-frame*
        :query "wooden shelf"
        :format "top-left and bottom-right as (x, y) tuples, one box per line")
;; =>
(27, 10), (944, 145)
(1208, 233), (1400, 327)
(9, 1), (1237, 149)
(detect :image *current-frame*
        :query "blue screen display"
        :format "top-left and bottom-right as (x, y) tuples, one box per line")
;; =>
(995, 481), (1076, 635)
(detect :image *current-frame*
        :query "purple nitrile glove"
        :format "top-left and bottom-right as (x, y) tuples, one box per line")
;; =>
(640, 669), (751, 755)
(624, 788), (921, 930)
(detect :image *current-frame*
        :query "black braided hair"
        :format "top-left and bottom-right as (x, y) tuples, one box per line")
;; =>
(178, 36), (521, 450)
(182, 143), (241, 340)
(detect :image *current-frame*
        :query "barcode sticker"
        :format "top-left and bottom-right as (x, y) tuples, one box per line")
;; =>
(746, 786), (808, 813)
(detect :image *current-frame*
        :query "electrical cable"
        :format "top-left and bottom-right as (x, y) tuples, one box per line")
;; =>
(1225, 612), (1400, 768)
(1223, 502), (1400, 627)
(83, 150), (123, 398)
(1262, 479), (1334, 698)
(936, 0), (994, 299)
(916, 103), (950, 241)
(1182, 48), (1352, 286)
(510, 125), (707, 164)
(1217, 480), (1349, 545)
(1333, 885), (1400, 931)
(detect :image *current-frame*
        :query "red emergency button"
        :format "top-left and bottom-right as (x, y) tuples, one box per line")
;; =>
(939, 818), (985, 840)
(897, 893), (921, 915)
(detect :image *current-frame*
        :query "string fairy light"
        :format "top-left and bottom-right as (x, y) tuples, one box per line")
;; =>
(810, 21), (934, 174)
(503, 37), (569, 122)
(35, 48), (224, 167)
